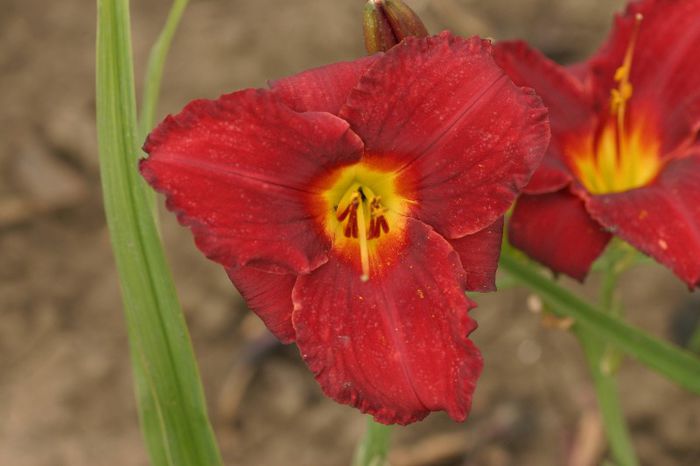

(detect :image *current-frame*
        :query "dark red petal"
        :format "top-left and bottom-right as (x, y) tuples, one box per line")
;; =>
(141, 89), (364, 273)
(493, 40), (594, 135)
(292, 219), (482, 424)
(589, 0), (700, 153)
(524, 157), (573, 194)
(339, 32), (549, 237)
(586, 153), (700, 288)
(226, 267), (297, 343)
(448, 218), (504, 292)
(566, 61), (592, 85)
(268, 55), (380, 115)
(493, 40), (595, 193)
(509, 190), (612, 281)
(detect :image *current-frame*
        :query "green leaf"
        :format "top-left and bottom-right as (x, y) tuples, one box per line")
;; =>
(499, 251), (700, 394)
(139, 0), (189, 140)
(96, 1), (223, 465)
(138, 0), (189, 219)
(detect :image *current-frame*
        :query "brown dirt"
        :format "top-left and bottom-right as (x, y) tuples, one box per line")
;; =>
(2, 0), (699, 465)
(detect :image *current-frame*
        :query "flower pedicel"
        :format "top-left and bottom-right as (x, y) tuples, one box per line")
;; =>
(140, 33), (549, 424)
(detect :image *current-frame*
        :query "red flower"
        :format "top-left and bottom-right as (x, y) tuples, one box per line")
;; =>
(140, 32), (548, 424)
(494, 0), (700, 286)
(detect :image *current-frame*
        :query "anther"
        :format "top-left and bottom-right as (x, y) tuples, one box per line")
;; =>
(336, 204), (352, 222)
(378, 216), (389, 235)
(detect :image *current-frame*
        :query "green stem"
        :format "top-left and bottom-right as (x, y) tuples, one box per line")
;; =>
(574, 256), (638, 466)
(600, 257), (618, 315)
(577, 327), (638, 466)
(498, 251), (700, 394)
(688, 321), (700, 354)
(352, 417), (392, 466)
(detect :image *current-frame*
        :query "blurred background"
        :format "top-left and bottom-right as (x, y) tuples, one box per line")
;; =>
(2, 0), (700, 464)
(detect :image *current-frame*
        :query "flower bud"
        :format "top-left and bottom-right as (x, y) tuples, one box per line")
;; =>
(363, 0), (428, 54)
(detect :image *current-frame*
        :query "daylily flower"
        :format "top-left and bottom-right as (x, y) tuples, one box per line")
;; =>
(140, 32), (548, 424)
(494, 0), (700, 286)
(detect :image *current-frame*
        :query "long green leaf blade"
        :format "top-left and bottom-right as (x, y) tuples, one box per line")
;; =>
(139, 0), (189, 140)
(96, 1), (223, 465)
(500, 252), (700, 394)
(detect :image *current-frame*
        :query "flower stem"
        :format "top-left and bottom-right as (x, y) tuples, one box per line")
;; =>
(352, 417), (392, 466)
(688, 323), (700, 354)
(576, 327), (639, 466)
(574, 254), (639, 466)
(498, 250), (700, 394)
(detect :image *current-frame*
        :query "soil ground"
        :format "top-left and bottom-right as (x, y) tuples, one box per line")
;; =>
(2, 0), (699, 465)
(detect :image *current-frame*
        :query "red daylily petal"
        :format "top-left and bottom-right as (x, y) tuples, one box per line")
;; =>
(268, 55), (381, 115)
(141, 89), (364, 273)
(493, 40), (595, 193)
(226, 267), (297, 343)
(586, 153), (700, 288)
(567, 62), (592, 85)
(292, 219), (482, 424)
(493, 41), (594, 135)
(448, 218), (504, 292)
(339, 32), (549, 237)
(589, 0), (700, 153)
(509, 190), (612, 281)
(524, 157), (573, 194)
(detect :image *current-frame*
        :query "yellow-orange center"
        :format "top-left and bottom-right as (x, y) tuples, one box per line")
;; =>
(319, 162), (412, 281)
(570, 13), (663, 195)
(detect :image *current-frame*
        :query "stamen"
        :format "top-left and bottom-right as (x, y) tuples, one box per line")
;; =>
(334, 187), (391, 281)
(336, 204), (352, 222)
(341, 197), (359, 238)
(378, 216), (389, 235)
(368, 217), (377, 240)
(610, 13), (643, 166)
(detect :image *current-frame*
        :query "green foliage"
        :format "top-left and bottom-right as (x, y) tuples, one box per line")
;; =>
(500, 250), (700, 395)
(96, 0), (222, 464)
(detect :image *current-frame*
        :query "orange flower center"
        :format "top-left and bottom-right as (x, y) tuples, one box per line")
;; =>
(318, 161), (413, 281)
(570, 13), (663, 195)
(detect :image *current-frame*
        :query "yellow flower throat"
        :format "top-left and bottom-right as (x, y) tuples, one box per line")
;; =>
(321, 162), (411, 282)
(572, 13), (662, 195)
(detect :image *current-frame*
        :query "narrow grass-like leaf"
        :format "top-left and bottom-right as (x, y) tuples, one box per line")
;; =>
(138, 0), (188, 218)
(96, 1), (223, 465)
(139, 0), (189, 140)
(500, 251), (700, 394)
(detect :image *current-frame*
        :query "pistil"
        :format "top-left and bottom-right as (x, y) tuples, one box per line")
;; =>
(355, 194), (371, 281)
